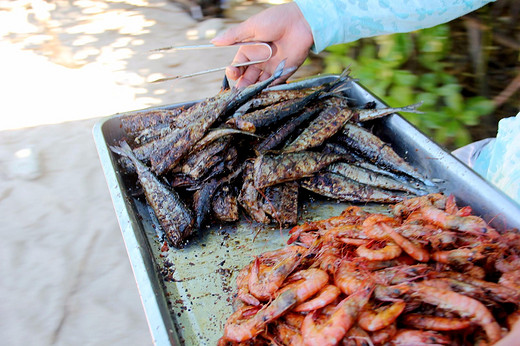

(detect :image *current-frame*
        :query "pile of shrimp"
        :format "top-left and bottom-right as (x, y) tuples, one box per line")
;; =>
(218, 193), (520, 345)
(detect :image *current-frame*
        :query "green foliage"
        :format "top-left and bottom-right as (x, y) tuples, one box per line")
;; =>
(322, 25), (495, 149)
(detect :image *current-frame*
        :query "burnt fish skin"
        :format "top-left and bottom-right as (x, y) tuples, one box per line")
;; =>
(253, 151), (345, 189)
(110, 141), (194, 248)
(262, 181), (299, 226)
(227, 68), (352, 132)
(283, 105), (350, 153)
(150, 88), (240, 175)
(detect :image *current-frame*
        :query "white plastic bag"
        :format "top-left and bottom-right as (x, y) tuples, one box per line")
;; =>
(471, 112), (520, 204)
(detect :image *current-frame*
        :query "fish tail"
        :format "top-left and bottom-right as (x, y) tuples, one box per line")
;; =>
(220, 75), (231, 92)
(110, 141), (136, 161)
(398, 101), (424, 114)
(272, 59), (287, 80)
(322, 66), (353, 94)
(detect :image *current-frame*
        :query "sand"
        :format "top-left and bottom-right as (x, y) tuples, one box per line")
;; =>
(0, 1), (307, 344)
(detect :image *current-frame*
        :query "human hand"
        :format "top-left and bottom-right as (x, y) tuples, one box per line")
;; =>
(211, 2), (313, 88)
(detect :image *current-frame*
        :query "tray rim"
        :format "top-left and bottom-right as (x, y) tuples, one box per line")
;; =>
(93, 120), (180, 345)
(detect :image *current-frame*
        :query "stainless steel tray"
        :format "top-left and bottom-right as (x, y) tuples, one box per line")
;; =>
(93, 76), (520, 346)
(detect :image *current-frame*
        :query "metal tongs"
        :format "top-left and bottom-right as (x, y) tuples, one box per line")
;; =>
(150, 42), (273, 83)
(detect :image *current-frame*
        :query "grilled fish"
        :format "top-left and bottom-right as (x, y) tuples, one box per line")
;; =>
(110, 141), (194, 248)
(327, 162), (426, 195)
(255, 107), (320, 153)
(283, 106), (352, 153)
(232, 89), (311, 119)
(193, 178), (219, 230)
(224, 59), (294, 114)
(239, 161), (270, 224)
(253, 151), (345, 189)
(340, 123), (431, 185)
(357, 102), (423, 122)
(150, 89), (240, 174)
(179, 137), (230, 180)
(262, 181), (299, 226)
(300, 172), (405, 203)
(120, 108), (184, 135)
(227, 69), (352, 132)
(212, 184), (239, 223)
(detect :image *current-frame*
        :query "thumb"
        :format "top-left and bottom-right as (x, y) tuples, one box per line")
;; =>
(211, 22), (254, 46)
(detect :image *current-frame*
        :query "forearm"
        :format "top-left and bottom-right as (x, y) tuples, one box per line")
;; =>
(294, 0), (495, 52)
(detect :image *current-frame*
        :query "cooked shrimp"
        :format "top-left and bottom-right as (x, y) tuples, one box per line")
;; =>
(433, 271), (520, 304)
(283, 311), (305, 329)
(235, 263), (261, 306)
(355, 255), (416, 271)
(297, 231), (320, 248)
(356, 241), (402, 261)
(294, 285), (341, 312)
(249, 245), (306, 301)
(445, 194), (473, 216)
(397, 223), (436, 241)
(316, 250), (342, 274)
(371, 264), (431, 286)
(401, 313), (472, 331)
(288, 222), (318, 244)
(344, 325), (372, 346)
(362, 214), (397, 239)
(363, 215), (429, 262)
(431, 246), (488, 265)
(300, 284), (374, 346)
(445, 194), (458, 214)
(369, 323), (396, 345)
(390, 329), (452, 345)
(373, 283), (410, 301)
(220, 305), (262, 343)
(499, 269), (520, 291)
(392, 193), (447, 218)
(428, 230), (460, 251)
(340, 237), (371, 246)
(334, 260), (371, 295)
(419, 205), (500, 239)
(357, 300), (406, 331)
(277, 268), (329, 302)
(379, 223), (430, 262)
(272, 321), (303, 346)
(410, 281), (502, 343)
(224, 269), (328, 342)
(321, 224), (368, 244)
(465, 264), (486, 279)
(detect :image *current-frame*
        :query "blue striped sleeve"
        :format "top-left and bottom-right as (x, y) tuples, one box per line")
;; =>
(294, 0), (495, 52)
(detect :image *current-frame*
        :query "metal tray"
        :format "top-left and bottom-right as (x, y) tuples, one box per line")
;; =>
(93, 76), (520, 346)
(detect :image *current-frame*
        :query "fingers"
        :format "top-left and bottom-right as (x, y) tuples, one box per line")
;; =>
(236, 65), (265, 89)
(225, 45), (272, 83)
(211, 2), (312, 88)
(210, 19), (255, 46)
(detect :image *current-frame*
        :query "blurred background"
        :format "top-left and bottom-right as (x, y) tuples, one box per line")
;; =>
(0, 0), (517, 345)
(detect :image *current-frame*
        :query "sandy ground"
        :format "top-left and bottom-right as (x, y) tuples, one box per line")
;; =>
(0, 0), (318, 345)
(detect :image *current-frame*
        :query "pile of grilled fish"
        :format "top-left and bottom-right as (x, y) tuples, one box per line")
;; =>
(110, 61), (437, 248)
